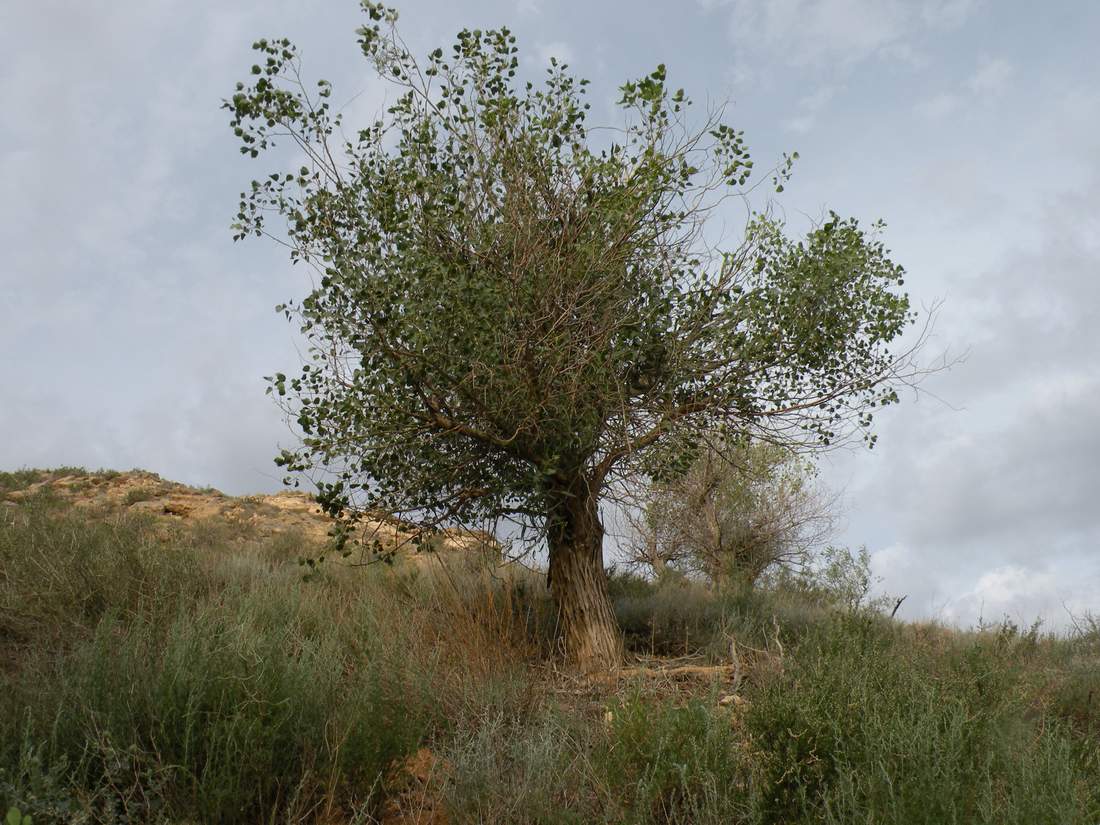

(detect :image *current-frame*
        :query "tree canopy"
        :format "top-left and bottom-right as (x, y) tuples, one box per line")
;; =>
(225, 2), (926, 669)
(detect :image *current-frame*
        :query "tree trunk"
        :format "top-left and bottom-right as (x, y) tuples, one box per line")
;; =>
(547, 478), (624, 672)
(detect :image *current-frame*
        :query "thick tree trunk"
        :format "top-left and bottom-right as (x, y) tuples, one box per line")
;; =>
(546, 478), (624, 672)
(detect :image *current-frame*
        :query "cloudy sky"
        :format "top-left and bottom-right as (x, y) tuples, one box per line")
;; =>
(3, 0), (1097, 627)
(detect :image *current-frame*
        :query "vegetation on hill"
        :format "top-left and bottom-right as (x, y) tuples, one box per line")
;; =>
(2, 470), (1098, 823)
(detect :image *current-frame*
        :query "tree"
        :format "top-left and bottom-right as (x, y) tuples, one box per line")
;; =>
(224, 3), (926, 670)
(626, 438), (835, 588)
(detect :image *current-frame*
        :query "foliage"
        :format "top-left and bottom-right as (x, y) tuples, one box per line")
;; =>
(0, 499), (200, 649)
(628, 438), (833, 586)
(599, 691), (744, 822)
(0, 496), (436, 823)
(0, 470), (49, 495)
(742, 615), (1098, 824)
(765, 543), (891, 614)
(609, 571), (829, 659)
(121, 487), (157, 505)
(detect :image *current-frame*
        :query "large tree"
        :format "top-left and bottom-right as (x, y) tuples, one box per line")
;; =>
(225, 3), (925, 670)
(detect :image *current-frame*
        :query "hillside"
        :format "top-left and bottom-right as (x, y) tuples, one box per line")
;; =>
(0, 467), (492, 563)
(1, 467), (1099, 824)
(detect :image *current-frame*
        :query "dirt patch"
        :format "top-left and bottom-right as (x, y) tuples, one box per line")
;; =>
(380, 748), (451, 825)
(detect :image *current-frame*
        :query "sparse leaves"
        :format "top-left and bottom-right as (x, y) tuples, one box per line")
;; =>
(632, 439), (834, 587)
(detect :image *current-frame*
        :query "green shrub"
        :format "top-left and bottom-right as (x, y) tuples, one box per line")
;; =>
(1, 470), (59, 496)
(1049, 661), (1100, 736)
(599, 690), (745, 823)
(1, 724), (76, 823)
(610, 572), (831, 660)
(0, 468), (116, 497)
(0, 501), (200, 647)
(742, 615), (1099, 824)
(2, 586), (434, 823)
(611, 575), (727, 656)
(0, 469), (45, 494)
(121, 488), (156, 506)
(0, 501), (441, 823)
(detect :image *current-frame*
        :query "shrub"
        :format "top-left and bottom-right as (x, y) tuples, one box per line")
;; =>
(0, 500), (441, 823)
(3, 587), (435, 823)
(122, 487), (156, 506)
(609, 571), (831, 659)
(599, 690), (745, 823)
(0, 500), (200, 647)
(742, 615), (1098, 824)
(0, 468), (87, 496)
(441, 708), (597, 825)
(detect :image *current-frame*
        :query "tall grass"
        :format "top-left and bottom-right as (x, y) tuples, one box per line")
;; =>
(741, 613), (1100, 824)
(2, 479), (1099, 823)
(1, 497), (444, 822)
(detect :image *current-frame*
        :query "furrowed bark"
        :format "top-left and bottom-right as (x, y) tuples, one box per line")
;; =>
(546, 478), (624, 672)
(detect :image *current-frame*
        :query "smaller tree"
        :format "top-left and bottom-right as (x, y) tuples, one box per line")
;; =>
(627, 438), (835, 588)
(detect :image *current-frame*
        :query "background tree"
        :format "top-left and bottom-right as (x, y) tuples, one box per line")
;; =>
(225, 2), (927, 670)
(626, 438), (836, 588)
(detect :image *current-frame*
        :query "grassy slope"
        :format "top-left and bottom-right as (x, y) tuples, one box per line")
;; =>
(1, 469), (1098, 824)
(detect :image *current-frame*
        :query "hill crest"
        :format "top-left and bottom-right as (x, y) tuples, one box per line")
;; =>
(0, 467), (490, 560)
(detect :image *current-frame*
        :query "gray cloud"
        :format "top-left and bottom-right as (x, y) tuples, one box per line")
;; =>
(826, 168), (1100, 627)
(715, 0), (983, 70)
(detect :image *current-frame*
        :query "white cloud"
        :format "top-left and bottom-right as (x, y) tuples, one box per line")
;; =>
(880, 41), (929, 69)
(723, 60), (756, 90)
(915, 56), (1012, 119)
(967, 56), (1014, 96)
(869, 543), (936, 614)
(915, 92), (962, 119)
(534, 40), (575, 67)
(871, 543), (909, 570)
(943, 565), (1062, 627)
(784, 115), (813, 133)
(717, 0), (984, 73)
(832, 163), (1100, 630)
(725, 0), (911, 67)
(921, 0), (984, 29)
(784, 85), (839, 132)
(800, 85), (838, 111)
